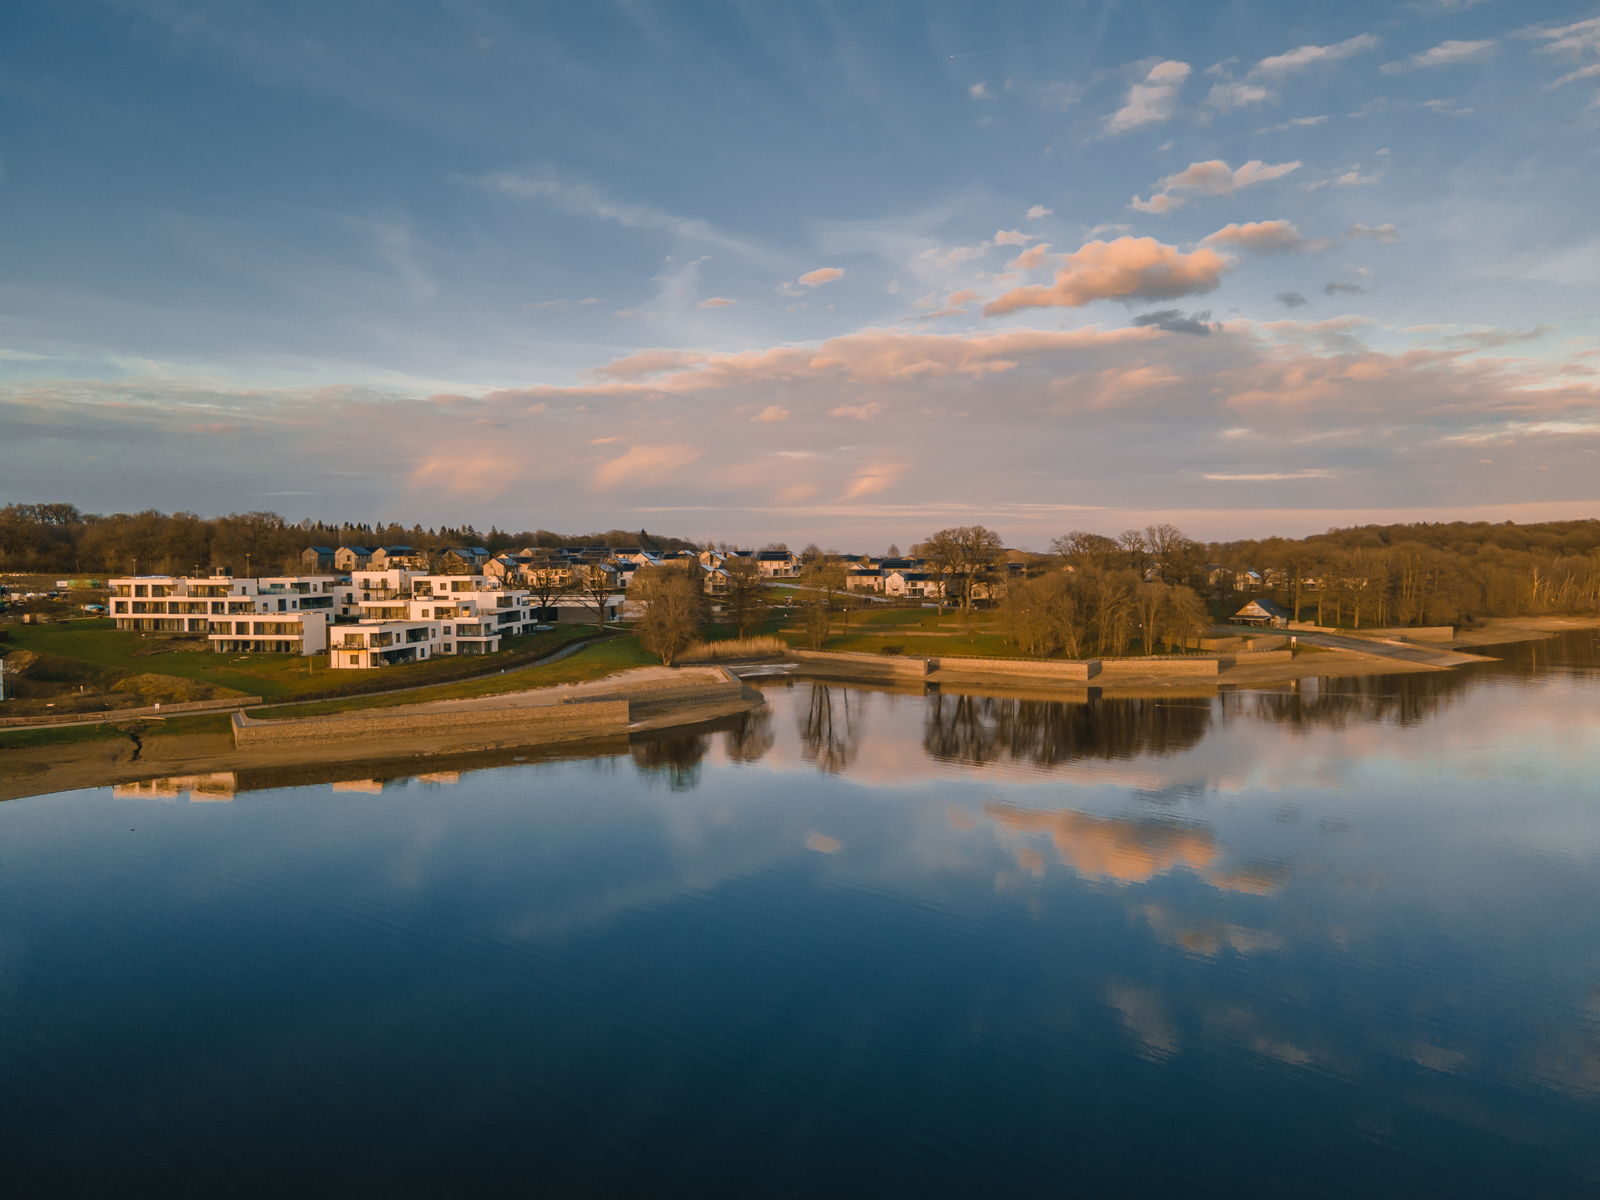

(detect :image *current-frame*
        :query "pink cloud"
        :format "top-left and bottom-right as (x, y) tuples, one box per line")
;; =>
(799, 267), (844, 287)
(983, 237), (1231, 314)
(1201, 220), (1304, 255)
(1008, 244), (1052, 270)
(592, 444), (702, 489)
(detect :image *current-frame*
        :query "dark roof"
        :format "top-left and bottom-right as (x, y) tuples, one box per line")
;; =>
(304, 546), (335, 555)
(756, 550), (794, 560)
(1236, 597), (1289, 618)
(340, 546), (372, 555)
(379, 545), (414, 554)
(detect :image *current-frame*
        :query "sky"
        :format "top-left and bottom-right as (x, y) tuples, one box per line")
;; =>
(3, 0), (1600, 550)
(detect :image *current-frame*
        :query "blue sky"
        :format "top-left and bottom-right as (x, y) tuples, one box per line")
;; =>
(3, 0), (1599, 547)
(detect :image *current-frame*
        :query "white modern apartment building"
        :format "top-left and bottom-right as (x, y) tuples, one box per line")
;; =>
(328, 619), (440, 668)
(109, 574), (335, 655)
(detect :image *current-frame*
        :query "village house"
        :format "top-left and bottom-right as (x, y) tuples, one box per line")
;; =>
(333, 546), (373, 572)
(300, 546), (336, 572)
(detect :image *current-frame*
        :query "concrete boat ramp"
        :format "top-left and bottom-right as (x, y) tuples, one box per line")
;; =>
(1288, 632), (1498, 669)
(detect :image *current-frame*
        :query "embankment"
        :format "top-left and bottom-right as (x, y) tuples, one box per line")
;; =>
(234, 665), (746, 751)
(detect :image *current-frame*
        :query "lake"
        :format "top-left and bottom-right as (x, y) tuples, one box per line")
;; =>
(3, 631), (1598, 1197)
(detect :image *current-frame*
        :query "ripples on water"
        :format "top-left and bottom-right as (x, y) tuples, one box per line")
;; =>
(2, 631), (1598, 1196)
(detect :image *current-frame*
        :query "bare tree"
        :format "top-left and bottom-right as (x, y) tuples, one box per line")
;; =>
(1117, 529), (1148, 572)
(632, 563), (706, 665)
(797, 559), (846, 649)
(923, 525), (1003, 612)
(1135, 581), (1168, 655)
(722, 555), (771, 637)
(526, 557), (575, 624)
(1166, 585), (1210, 652)
(576, 561), (620, 632)
(1050, 531), (1122, 571)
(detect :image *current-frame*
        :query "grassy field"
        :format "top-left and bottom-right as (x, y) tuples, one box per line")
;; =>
(252, 637), (661, 718)
(2, 618), (596, 702)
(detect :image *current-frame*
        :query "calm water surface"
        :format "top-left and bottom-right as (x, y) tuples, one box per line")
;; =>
(3, 632), (1599, 1197)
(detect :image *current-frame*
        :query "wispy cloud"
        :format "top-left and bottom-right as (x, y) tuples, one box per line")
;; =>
(1381, 39), (1495, 74)
(1105, 60), (1191, 135)
(1131, 159), (1300, 214)
(1206, 34), (1379, 112)
(467, 171), (768, 260)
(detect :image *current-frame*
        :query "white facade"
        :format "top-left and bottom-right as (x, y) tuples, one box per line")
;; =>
(109, 574), (335, 655)
(329, 619), (440, 668)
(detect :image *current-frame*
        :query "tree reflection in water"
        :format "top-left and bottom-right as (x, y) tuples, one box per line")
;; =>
(1247, 629), (1600, 732)
(629, 733), (712, 791)
(723, 705), (775, 764)
(799, 684), (861, 774)
(923, 693), (1210, 768)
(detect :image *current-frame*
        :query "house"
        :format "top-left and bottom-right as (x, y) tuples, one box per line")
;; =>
(1232, 598), (1289, 627)
(334, 546), (373, 572)
(846, 567), (884, 593)
(883, 570), (944, 600)
(300, 546), (336, 572)
(755, 550), (797, 578)
(370, 545), (424, 569)
(440, 546), (491, 573)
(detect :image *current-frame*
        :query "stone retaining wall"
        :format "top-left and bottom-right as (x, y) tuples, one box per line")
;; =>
(790, 650), (934, 680)
(1225, 649), (1293, 666)
(934, 656), (1101, 682)
(1098, 657), (1221, 676)
(233, 699), (631, 749)
(1239, 635), (1289, 652)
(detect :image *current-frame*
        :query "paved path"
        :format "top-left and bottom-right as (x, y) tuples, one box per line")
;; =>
(1291, 631), (1495, 668)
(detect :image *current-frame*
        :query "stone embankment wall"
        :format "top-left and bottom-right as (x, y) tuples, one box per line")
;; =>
(1098, 657), (1221, 677)
(789, 650), (934, 681)
(933, 656), (1101, 682)
(234, 699), (631, 749)
(604, 670), (744, 709)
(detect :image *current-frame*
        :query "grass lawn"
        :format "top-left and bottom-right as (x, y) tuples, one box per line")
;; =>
(252, 636), (661, 718)
(3, 618), (596, 702)
(0, 710), (234, 749)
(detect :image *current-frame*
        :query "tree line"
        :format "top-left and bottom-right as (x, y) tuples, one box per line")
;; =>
(0, 504), (699, 576)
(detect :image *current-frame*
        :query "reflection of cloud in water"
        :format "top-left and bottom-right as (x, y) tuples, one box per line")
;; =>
(985, 802), (1216, 885)
(805, 832), (842, 853)
(1137, 904), (1282, 957)
(980, 802), (1290, 893)
(1106, 983), (1181, 1059)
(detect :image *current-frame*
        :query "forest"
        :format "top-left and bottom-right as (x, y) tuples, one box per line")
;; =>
(2, 502), (1598, 628)
(0, 504), (698, 577)
(1046, 518), (1600, 629)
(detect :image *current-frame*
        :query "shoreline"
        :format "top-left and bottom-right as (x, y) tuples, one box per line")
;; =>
(3, 617), (1594, 802)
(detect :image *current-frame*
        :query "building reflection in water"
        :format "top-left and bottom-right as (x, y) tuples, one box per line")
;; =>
(798, 684), (861, 774)
(629, 733), (712, 791)
(923, 693), (1211, 768)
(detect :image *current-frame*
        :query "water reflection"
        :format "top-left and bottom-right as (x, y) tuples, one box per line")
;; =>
(629, 732), (711, 791)
(923, 692), (1210, 768)
(5, 631), (1599, 1195)
(798, 684), (862, 773)
(722, 706), (774, 764)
